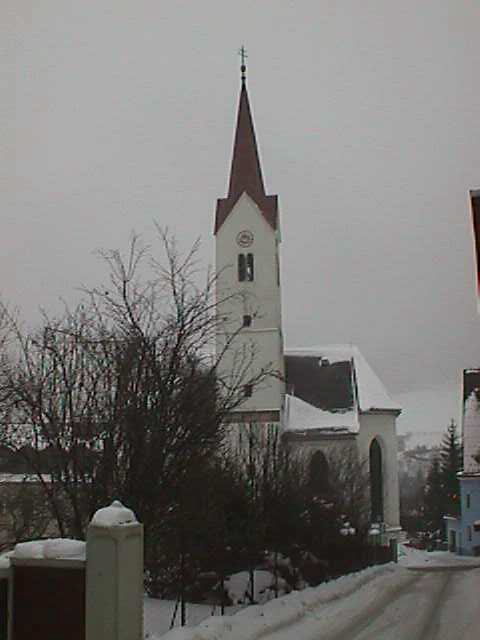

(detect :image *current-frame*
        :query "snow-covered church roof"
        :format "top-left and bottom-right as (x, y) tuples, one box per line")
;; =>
(284, 345), (401, 434)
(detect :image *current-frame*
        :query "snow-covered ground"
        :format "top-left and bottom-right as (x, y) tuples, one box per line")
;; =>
(145, 564), (397, 639)
(398, 543), (480, 569)
(145, 547), (480, 640)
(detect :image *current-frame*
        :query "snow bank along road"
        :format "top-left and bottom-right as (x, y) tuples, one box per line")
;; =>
(262, 566), (480, 640)
(158, 554), (480, 640)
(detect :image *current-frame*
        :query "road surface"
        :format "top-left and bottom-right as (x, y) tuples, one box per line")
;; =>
(262, 567), (480, 640)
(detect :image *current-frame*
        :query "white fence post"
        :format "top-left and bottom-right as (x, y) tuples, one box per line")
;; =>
(86, 501), (144, 640)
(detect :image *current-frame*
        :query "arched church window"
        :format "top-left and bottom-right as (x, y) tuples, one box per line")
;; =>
(243, 314), (252, 327)
(309, 450), (330, 496)
(246, 253), (254, 281)
(369, 438), (384, 522)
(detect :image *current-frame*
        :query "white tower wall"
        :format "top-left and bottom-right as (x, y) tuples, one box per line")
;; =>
(216, 193), (284, 417)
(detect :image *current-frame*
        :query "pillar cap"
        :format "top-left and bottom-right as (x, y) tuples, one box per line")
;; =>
(90, 500), (137, 527)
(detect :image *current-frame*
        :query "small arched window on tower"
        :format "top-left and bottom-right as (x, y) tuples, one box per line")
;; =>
(246, 253), (254, 281)
(238, 253), (254, 282)
(242, 314), (252, 327)
(238, 254), (246, 281)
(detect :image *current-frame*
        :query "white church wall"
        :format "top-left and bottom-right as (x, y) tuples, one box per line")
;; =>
(357, 412), (400, 528)
(286, 437), (355, 462)
(217, 328), (284, 413)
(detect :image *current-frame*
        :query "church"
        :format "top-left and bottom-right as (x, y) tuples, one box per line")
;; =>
(214, 61), (401, 537)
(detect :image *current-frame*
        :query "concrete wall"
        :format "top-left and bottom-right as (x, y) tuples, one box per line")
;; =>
(216, 193), (284, 414)
(86, 504), (144, 640)
(1, 501), (144, 640)
(11, 559), (85, 640)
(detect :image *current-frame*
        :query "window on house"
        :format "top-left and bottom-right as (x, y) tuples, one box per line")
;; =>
(242, 314), (252, 327)
(244, 384), (253, 398)
(466, 493), (471, 509)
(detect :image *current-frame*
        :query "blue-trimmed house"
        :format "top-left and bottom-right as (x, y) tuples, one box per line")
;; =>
(445, 369), (480, 555)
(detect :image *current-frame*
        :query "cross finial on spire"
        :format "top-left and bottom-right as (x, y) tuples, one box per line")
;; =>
(238, 45), (247, 83)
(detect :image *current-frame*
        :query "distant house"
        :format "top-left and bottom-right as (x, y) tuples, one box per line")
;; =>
(444, 369), (480, 555)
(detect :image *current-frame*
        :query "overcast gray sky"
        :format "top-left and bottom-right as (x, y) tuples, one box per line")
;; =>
(4, 1), (480, 401)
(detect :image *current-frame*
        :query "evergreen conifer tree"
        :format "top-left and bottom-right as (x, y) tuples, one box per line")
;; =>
(424, 420), (463, 536)
(424, 456), (444, 533)
(439, 420), (462, 517)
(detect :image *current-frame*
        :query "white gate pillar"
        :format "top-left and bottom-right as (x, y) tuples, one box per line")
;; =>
(86, 500), (144, 640)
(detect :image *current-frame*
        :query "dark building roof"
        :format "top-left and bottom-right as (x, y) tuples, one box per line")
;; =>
(284, 346), (400, 434)
(215, 78), (278, 234)
(285, 356), (354, 412)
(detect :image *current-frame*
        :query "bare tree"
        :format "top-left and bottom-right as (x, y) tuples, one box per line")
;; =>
(0, 480), (52, 552)
(0, 230), (276, 545)
(328, 445), (371, 535)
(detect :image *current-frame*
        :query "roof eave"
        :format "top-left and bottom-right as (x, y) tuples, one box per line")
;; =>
(214, 192), (278, 234)
(283, 429), (357, 441)
(361, 407), (402, 417)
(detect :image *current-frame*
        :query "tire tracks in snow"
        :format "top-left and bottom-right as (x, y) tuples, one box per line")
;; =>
(316, 570), (423, 640)
(416, 571), (453, 640)
(320, 569), (470, 640)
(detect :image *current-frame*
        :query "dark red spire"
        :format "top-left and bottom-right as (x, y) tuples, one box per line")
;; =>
(215, 75), (278, 234)
(227, 82), (265, 202)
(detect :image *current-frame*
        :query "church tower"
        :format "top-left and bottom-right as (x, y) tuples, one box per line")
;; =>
(215, 59), (284, 425)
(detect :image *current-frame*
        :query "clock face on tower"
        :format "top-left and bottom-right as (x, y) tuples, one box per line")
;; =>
(236, 230), (254, 248)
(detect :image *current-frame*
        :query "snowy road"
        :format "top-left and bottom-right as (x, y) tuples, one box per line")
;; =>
(261, 567), (480, 640)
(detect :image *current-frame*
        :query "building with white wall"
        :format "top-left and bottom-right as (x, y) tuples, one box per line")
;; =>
(445, 369), (480, 555)
(214, 64), (401, 533)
